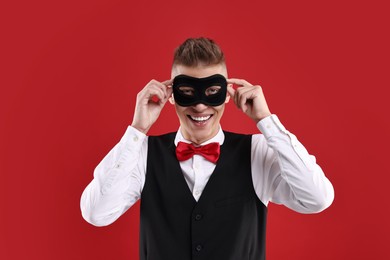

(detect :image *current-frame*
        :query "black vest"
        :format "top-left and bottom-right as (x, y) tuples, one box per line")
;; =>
(140, 132), (267, 260)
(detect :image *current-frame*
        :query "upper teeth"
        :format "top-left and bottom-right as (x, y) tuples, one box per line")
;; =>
(191, 115), (211, 121)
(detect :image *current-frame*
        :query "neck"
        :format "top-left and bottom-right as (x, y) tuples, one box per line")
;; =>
(179, 128), (220, 145)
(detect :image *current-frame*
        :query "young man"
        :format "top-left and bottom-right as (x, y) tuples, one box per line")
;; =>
(81, 37), (334, 260)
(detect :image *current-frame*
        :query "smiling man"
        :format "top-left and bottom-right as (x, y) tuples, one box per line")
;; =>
(80, 37), (334, 260)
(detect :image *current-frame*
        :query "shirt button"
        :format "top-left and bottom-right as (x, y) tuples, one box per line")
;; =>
(194, 190), (201, 196)
(195, 214), (202, 221)
(195, 245), (203, 252)
(133, 136), (139, 142)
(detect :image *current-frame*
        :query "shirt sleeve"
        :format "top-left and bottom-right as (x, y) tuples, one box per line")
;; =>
(251, 115), (334, 213)
(80, 126), (148, 226)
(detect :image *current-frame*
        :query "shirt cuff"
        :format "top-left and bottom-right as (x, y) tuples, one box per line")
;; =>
(257, 114), (289, 138)
(119, 125), (147, 149)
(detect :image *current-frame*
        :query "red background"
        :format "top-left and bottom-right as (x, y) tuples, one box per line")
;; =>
(1, 0), (389, 259)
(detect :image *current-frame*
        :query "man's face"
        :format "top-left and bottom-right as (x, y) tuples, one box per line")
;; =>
(170, 64), (230, 145)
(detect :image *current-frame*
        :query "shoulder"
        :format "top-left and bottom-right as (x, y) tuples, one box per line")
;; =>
(223, 130), (251, 138)
(222, 131), (253, 146)
(223, 131), (268, 147)
(148, 132), (177, 146)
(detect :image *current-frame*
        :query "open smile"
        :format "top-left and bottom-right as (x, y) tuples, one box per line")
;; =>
(187, 115), (213, 123)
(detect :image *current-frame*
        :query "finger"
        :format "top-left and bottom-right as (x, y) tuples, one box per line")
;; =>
(234, 88), (246, 112)
(235, 87), (257, 112)
(142, 84), (166, 102)
(157, 79), (174, 99)
(157, 81), (174, 104)
(227, 85), (236, 99)
(236, 85), (258, 98)
(151, 91), (165, 104)
(161, 86), (174, 104)
(162, 79), (173, 87)
(233, 86), (239, 107)
(227, 82), (251, 110)
(238, 93), (251, 113)
(227, 78), (253, 87)
(149, 80), (171, 99)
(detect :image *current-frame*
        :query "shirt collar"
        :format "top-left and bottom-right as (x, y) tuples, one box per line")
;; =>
(174, 125), (225, 147)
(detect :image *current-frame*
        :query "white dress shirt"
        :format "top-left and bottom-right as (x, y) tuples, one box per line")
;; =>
(80, 115), (334, 227)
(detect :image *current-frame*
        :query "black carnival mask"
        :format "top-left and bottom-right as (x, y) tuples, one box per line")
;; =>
(172, 74), (227, 107)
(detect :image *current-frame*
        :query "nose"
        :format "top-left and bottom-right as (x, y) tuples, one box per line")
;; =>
(191, 102), (209, 112)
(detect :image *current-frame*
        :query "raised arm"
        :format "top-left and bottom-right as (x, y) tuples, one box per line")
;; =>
(80, 79), (173, 226)
(252, 115), (334, 213)
(227, 78), (334, 213)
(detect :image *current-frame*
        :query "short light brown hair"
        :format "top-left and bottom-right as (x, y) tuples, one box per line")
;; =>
(172, 37), (225, 67)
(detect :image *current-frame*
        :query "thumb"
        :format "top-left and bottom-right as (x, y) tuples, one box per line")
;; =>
(227, 84), (235, 98)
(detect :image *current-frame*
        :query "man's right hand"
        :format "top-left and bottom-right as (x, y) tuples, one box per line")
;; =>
(131, 79), (173, 134)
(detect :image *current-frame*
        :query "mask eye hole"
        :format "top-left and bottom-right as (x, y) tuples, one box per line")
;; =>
(178, 86), (195, 96)
(205, 86), (221, 96)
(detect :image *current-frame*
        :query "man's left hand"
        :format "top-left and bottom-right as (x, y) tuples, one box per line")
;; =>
(227, 78), (272, 123)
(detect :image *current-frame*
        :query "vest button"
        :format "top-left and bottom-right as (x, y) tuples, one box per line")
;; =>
(195, 244), (203, 252)
(195, 214), (202, 221)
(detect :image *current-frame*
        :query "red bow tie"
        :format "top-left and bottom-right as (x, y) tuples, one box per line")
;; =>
(176, 141), (220, 163)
